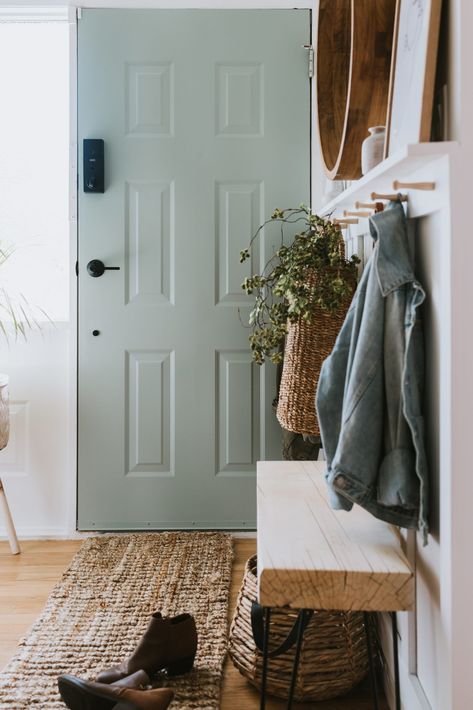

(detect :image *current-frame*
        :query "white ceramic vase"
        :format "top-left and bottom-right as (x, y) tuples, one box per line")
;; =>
(361, 126), (386, 175)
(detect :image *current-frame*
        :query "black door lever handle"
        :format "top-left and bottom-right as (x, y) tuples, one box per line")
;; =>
(86, 259), (120, 278)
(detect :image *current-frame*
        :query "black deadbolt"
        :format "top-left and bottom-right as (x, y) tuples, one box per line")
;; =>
(87, 259), (120, 277)
(92, 330), (100, 336)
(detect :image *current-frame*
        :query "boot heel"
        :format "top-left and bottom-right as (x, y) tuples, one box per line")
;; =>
(166, 654), (196, 677)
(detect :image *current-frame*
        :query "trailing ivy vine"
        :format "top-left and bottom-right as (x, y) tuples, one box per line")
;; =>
(240, 205), (359, 365)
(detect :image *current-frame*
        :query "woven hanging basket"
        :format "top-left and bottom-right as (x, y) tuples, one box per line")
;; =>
(229, 555), (369, 703)
(276, 267), (356, 436)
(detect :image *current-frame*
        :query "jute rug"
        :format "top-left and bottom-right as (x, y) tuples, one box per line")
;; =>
(0, 532), (233, 709)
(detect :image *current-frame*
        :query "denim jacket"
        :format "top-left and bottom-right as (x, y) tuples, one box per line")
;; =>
(316, 201), (429, 543)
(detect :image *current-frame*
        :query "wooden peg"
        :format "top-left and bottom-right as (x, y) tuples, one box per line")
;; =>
(334, 218), (359, 225)
(344, 210), (372, 218)
(355, 201), (377, 209)
(370, 192), (408, 202)
(333, 223), (348, 230)
(392, 180), (435, 191)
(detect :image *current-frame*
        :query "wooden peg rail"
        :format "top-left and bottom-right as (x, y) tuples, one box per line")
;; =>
(355, 201), (378, 209)
(334, 217), (359, 225)
(331, 181), (435, 228)
(371, 192), (408, 202)
(392, 180), (436, 191)
(344, 209), (372, 218)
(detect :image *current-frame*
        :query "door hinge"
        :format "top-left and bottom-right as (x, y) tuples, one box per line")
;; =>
(303, 44), (314, 79)
(77, 7), (82, 20)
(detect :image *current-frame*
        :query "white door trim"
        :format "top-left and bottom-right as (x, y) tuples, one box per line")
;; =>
(67, 8), (79, 536)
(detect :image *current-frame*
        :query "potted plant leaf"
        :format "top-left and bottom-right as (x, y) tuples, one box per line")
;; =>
(240, 205), (359, 436)
(0, 244), (47, 343)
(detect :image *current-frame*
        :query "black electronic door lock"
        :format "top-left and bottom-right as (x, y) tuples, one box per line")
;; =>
(83, 139), (104, 193)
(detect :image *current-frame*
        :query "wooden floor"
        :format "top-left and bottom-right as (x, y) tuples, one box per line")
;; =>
(0, 538), (385, 709)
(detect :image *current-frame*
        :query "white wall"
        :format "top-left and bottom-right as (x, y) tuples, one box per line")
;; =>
(0, 328), (73, 536)
(394, 2), (473, 707)
(0, 19), (73, 537)
(0, 22), (69, 321)
(448, 0), (473, 706)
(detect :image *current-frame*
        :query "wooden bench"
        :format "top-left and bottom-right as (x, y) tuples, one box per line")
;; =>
(256, 460), (415, 710)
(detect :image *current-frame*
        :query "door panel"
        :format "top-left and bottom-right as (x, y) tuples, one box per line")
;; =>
(78, 9), (310, 529)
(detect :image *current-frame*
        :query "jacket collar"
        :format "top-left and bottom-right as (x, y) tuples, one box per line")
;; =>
(369, 201), (416, 296)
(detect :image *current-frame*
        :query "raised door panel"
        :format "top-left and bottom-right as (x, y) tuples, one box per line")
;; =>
(126, 350), (174, 477)
(125, 180), (175, 306)
(216, 180), (263, 306)
(216, 350), (260, 476)
(215, 63), (263, 137)
(126, 62), (174, 137)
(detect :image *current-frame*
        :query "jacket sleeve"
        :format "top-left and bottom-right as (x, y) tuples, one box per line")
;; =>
(316, 305), (355, 511)
(377, 284), (419, 509)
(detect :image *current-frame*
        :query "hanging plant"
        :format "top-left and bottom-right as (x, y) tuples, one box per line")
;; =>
(0, 244), (49, 343)
(240, 205), (359, 365)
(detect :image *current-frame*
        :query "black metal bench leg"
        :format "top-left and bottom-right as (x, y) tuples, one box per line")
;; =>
(391, 612), (401, 710)
(286, 610), (307, 710)
(364, 612), (380, 710)
(259, 607), (271, 710)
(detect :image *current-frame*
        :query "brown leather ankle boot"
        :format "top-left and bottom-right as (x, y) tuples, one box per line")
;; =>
(58, 674), (174, 710)
(111, 670), (149, 689)
(96, 612), (197, 684)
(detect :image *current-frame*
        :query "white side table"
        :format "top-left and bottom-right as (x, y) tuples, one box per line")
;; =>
(0, 479), (20, 554)
(0, 374), (20, 555)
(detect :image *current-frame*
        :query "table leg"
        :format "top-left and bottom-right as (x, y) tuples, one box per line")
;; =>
(286, 610), (307, 709)
(391, 612), (401, 710)
(364, 612), (380, 710)
(0, 478), (20, 555)
(259, 607), (271, 710)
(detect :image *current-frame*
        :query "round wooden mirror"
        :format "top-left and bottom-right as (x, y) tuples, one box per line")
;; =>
(317, 0), (396, 180)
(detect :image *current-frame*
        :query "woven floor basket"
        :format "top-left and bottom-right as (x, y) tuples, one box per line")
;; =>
(276, 269), (356, 436)
(229, 555), (369, 702)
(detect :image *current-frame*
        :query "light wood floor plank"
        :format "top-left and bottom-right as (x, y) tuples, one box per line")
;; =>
(0, 538), (385, 708)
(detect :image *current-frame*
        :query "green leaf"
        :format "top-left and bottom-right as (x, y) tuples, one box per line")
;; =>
(238, 207), (358, 363)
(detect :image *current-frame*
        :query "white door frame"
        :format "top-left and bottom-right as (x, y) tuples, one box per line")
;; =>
(66, 0), (317, 534)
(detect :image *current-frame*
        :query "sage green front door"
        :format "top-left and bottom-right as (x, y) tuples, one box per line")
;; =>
(78, 9), (310, 529)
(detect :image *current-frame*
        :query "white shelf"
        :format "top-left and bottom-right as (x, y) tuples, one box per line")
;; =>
(317, 141), (459, 218)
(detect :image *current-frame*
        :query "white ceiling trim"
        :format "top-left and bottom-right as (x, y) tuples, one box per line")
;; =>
(0, 7), (72, 21)
(0, 1), (313, 11)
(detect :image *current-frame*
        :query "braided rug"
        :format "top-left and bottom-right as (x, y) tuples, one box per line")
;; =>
(0, 532), (233, 709)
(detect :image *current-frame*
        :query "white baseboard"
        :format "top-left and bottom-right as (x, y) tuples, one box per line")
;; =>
(0, 529), (257, 541)
(0, 527), (90, 540)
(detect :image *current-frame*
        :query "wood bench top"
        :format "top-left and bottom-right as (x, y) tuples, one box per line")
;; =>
(257, 461), (414, 612)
